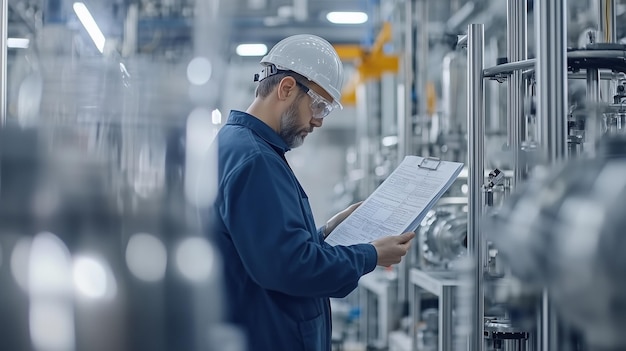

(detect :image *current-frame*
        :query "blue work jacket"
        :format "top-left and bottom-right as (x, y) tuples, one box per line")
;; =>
(210, 110), (378, 351)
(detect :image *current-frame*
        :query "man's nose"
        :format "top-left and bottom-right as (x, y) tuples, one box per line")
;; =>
(311, 117), (323, 128)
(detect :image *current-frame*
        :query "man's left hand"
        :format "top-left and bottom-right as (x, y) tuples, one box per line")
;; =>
(323, 201), (363, 239)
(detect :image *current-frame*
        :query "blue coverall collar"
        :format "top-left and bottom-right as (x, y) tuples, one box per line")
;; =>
(226, 110), (291, 154)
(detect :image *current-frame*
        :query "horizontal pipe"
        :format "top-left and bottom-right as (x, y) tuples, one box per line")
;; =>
(483, 49), (626, 78)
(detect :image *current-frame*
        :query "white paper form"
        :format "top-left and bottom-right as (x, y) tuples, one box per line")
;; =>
(325, 156), (464, 247)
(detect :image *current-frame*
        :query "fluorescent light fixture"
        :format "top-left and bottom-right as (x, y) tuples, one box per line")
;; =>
(73, 2), (106, 53)
(8, 38), (30, 49)
(326, 11), (368, 24)
(236, 43), (268, 57)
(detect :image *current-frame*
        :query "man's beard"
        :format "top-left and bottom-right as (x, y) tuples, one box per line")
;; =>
(279, 99), (309, 149)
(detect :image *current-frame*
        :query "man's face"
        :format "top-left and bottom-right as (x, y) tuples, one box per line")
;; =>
(279, 93), (312, 149)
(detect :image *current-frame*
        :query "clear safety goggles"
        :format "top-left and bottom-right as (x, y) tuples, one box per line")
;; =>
(296, 81), (338, 119)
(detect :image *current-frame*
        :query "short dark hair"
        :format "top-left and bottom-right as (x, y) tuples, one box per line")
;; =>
(255, 71), (309, 98)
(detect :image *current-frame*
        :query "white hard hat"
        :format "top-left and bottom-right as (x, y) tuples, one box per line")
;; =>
(260, 34), (344, 109)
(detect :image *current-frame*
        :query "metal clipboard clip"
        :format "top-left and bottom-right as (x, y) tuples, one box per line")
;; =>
(418, 157), (441, 171)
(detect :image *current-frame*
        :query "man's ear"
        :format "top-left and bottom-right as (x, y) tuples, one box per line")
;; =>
(276, 76), (298, 101)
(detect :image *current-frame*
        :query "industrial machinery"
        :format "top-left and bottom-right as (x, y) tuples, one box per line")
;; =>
(348, 0), (626, 350)
(487, 137), (626, 351)
(460, 0), (626, 351)
(417, 200), (467, 270)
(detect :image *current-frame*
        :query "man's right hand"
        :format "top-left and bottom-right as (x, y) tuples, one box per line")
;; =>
(371, 232), (416, 267)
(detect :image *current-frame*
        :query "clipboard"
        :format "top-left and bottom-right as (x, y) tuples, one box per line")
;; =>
(325, 155), (464, 247)
(418, 157), (441, 171)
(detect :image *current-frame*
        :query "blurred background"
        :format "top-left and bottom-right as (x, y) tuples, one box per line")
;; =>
(2, 0), (626, 351)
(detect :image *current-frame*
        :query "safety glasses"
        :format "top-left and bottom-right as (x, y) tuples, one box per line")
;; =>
(295, 81), (338, 119)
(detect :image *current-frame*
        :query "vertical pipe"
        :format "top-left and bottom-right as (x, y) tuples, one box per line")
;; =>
(587, 70), (600, 103)
(541, 291), (559, 351)
(410, 279), (422, 351)
(442, 54), (452, 136)
(536, 0), (568, 164)
(467, 23), (485, 351)
(0, 0), (7, 125)
(122, 3), (139, 57)
(439, 287), (454, 351)
(416, 0), (428, 119)
(487, 37), (501, 134)
(507, 0), (527, 185)
(359, 289), (369, 344)
(588, 0), (608, 106)
(397, 258), (409, 317)
(599, 0), (616, 43)
(587, 0), (616, 155)
(398, 0), (413, 161)
(586, 68), (600, 156)
(292, 0), (308, 22)
(536, 1), (568, 350)
(356, 83), (373, 198)
(601, 0), (616, 117)
(381, 73), (397, 137)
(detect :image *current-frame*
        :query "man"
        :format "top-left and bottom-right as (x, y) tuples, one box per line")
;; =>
(210, 34), (415, 351)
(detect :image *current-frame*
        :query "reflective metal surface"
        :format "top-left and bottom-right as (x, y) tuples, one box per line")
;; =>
(487, 140), (626, 350)
(419, 203), (467, 268)
(467, 23), (485, 351)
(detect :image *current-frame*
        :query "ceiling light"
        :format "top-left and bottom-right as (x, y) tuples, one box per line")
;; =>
(326, 11), (368, 25)
(8, 38), (30, 49)
(236, 44), (268, 57)
(73, 2), (106, 53)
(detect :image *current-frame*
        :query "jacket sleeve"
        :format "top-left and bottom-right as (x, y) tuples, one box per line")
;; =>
(221, 154), (378, 298)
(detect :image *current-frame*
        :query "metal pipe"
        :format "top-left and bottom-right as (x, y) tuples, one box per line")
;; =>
(507, 0), (527, 186)
(356, 83), (373, 199)
(599, 0), (616, 43)
(569, 71), (614, 80)
(467, 23), (485, 351)
(587, 0), (616, 157)
(417, 0), (428, 120)
(440, 287), (455, 351)
(586, 68), (600, 156)
(488, 37), (502, 134)
(536, 1), (568, 349)
(1, 0), (7, 125)
(485, 48), (626, 78)
(122, 3), (139, 57)
(410, 278), (422, 351)
(483, 59), (535, 78)
(536, 0), (568, 164)
(293, 0), (308, 22)
(398, 0), (413, 161)
(540, 291), (559, 351)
